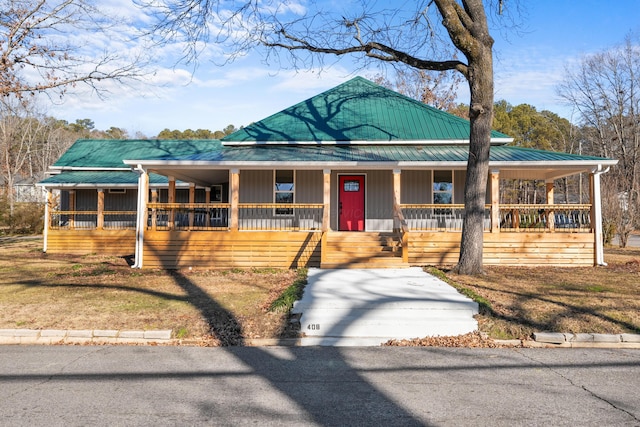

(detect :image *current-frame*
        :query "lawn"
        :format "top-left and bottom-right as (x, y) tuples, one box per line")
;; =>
(435, 246), (640, 339)
(1, 236), (639, 345)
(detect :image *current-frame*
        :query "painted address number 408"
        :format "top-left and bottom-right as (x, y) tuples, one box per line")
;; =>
(307, 324), (320, 330)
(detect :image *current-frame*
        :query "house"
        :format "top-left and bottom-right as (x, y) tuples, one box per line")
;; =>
(39, 77), (617, 269)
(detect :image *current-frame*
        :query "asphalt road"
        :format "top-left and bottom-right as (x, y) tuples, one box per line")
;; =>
(1, 346), (638, 426)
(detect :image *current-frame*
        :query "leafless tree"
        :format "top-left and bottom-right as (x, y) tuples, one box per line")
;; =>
(559, 36), (640, 247)
(139, 0), (516, 274)
(371, 67), (464, 112)
(0, 0), (147, 99)
(0, 97), (47, 215)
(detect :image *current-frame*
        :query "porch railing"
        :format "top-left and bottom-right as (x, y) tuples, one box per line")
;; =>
(145, 203), (324, 231)
(49, 211), (137, 230)
(499, 204), (592, 232)
(399, 204), (491, 232)
(147, 203), (230, 231)
(238, 203), (323, 231)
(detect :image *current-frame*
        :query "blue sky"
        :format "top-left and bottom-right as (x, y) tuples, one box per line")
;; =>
(48, 1), (640, 137)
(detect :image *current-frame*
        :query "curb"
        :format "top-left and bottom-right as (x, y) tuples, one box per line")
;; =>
(520, 332), (640, 349)
(1, 329), (639, 348)
(0, 329), (173, 345)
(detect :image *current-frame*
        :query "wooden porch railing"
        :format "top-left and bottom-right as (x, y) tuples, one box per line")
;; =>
(499, 204), (592, 232)
(49, 211), (137, 230)
(238, 203), (324, 231)
(145, 203), (324, 231)
(396, 203), (592, 233)
(399, 204), (492, 232)
(50, 203), (593, 234)
(147, 203), (230, 231)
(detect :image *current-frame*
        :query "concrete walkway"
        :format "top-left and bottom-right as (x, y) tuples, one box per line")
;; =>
(292, 267), (478, 346)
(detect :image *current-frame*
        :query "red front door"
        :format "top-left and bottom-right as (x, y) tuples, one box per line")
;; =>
(339, 175), (365, 231)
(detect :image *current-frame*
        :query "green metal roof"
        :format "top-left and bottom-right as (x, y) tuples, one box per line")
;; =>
(222, 76), (511, 143)
(39, 171), (171, 186)
(52, 139), (221, 169)
(174, 144), (611, 164)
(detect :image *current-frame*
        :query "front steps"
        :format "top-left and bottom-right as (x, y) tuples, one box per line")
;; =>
(321, 231), (408, 269)
(292, 267), (479, 346)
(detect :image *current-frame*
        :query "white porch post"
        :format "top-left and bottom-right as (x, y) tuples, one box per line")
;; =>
(43, 188), (52, 253)
(133, 165), (149, 269)
(591, 166), (607, 266)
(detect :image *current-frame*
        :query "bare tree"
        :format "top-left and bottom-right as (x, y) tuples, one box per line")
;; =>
(0, 0), (147, 99)
(558, 36), (640, 247)
(139, 0), (512, 274)
(372, 67), (464, 111)
(0, 97), (47, 215)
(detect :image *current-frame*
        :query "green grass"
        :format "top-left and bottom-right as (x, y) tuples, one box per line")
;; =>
(268, 268), (308, 313)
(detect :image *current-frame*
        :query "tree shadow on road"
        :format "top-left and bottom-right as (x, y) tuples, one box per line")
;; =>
(166, 268), (426, 425)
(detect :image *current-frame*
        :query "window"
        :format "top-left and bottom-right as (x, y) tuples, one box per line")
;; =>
(343, 180), (360, 192)
(274, 170), (294, 215)
(433, 170), (453, 204)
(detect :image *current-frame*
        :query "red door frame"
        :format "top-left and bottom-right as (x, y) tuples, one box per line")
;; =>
(338, 174), (366, 231)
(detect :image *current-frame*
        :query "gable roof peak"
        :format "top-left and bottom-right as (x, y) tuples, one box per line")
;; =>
(223, 76), (511, 145)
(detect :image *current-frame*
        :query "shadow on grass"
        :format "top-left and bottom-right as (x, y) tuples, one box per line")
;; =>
(451, 278), (640, 335)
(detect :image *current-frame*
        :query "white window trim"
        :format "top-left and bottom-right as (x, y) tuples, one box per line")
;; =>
(432, 170), (454, 204)
(274, 169), (295, 216)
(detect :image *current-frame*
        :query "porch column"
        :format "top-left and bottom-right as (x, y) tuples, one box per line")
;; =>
(230, 169), (239, 231)
(392, 169), (402, 230)
(133, 166), (149, 269)
(205, 187), (211, 227)
(490, 170), (500, 233)
(43, 189), (52, 253)
(168, 176), (176, 230)
(393, 169), (409, 263)
(68, 190), (76, 229)
(97, 189), (105, 230)
(150, 189), (158, 231)
(188, 183), (195, 229)
(546, 179), (555, 232)
(322, 169), (331, 231)
(591, 166), (607, 266)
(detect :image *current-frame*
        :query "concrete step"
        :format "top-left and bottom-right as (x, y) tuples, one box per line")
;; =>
(299, 308), (478, 338)
(291, 267), (480, 345)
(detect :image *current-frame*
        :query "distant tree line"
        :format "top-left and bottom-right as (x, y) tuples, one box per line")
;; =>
(156, 124), (238, 140)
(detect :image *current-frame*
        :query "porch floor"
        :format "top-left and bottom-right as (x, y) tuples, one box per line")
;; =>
(292, 267), (478, 346)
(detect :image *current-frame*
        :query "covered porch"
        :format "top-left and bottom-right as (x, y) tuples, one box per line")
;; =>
(43, 160), (608, 269)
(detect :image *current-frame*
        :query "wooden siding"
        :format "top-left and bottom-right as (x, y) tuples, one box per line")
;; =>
(296, 170), (323, 203)
(240, 170), (272, 203)
(408, 232), (595, 267)
(46, 229), (135, 255)
(143, 231), (322, 269)
(401, 170), (430, 204)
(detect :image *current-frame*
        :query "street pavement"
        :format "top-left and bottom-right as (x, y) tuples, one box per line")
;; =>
(1, 345), (638, 426)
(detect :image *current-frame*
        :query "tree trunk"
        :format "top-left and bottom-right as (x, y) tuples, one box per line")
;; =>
(456, 47), (494, 275)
